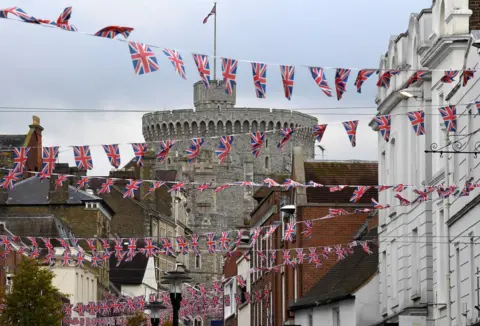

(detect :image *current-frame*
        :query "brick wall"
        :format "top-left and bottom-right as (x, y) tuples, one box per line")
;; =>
(470, 0), (480, 31)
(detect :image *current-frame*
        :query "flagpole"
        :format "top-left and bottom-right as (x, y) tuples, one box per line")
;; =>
(213, 2), (217, 81)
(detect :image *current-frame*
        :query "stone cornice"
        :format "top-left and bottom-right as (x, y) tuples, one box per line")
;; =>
(420, 35), (470, 68)
(447, 192), (480, 227)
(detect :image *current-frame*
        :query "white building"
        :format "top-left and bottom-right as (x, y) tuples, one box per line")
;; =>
(371, 1), (480, 325)
(236, 251), (251, 326)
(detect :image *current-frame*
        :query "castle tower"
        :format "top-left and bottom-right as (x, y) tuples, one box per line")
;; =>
(194, 80), (236, 110)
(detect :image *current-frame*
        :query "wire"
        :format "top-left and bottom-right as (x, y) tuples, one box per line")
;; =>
(1, 15), (478, 73)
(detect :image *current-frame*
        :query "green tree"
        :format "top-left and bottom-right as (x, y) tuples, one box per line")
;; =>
(0, 258), (65, 325)
(127, 310), (149, 326)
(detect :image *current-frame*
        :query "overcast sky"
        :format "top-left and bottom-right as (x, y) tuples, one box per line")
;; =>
(0, 0), (432, 176)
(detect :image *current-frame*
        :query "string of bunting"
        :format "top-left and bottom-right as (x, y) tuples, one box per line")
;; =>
(1, 6), (478, 101)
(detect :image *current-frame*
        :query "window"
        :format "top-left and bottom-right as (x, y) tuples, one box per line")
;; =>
(456, 246), (461, 320)
(390, 240), (398, 302)
(437, 209), (446, 302)
(381, 251), (387, 310)
(269, 290), (273, 325)
(390, 138), (396, 185)
(265, 157), (269, 169)
(265, 139), (268, 148)
(281, 271), (285, 322)
(195, 255), (201, 269)
(224, 279), (236, 319)
(412, 228), (420, 296)
(294, 267), (298, 301)
(260, 298), (263, 325)
(333, 307), (340, 326)
(470, 234), (475, 318)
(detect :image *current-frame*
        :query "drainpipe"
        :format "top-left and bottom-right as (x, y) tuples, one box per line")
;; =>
(444, 129), (452, 325)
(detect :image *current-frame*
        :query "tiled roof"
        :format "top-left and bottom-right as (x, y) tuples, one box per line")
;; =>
(4, 176), (101, 205)
(0, 214), (75, 240)
(289, 227), (378, 311)
(0, 134), (27, 150)
(304, 161), (378, 203)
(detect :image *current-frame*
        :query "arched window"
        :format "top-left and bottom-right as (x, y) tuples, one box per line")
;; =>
(184, 122), (190, 135)
(260, 121), (266, 132)
(208, 121), (216, 135)
(168, 123), (174, 135)
(192, 121), (198, 135)
(226, 121), (233, 134)
(176, 122), (182, 135)
(243, 121), (250, 132)
(268, 121), (274, 130)
(200, 121), (206, 135)
(265, 157), (269, 169)
(167, 158), (171, 165)
(276, 122), (281, 130)
(265, 139), (268, 148)
(252, 121), (258, 133)
(234, 120), (241, 133)
(217, 121), (224, 134)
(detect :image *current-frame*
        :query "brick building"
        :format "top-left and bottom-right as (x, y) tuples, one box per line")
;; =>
(248, 147), (378, 326)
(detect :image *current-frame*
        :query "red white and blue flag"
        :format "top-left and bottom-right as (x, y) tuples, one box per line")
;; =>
(95, 26), (133, 39)
(277, 128), (295, 151)
(354, 69), (376, 93)
(406, 71), (427, 87)
(0, 170), (21, 190)
(12, 147), (29, 173)
(186, 138), (205, 163)
(206, 233), (217, 253)
(55, 175), (68, 190)
(438, 105), (457, 133)
(75, 176), (89, 192)
(377, 70), (400, 88)
(250, 131), (265, 157)
(169, 182), (185, 193)
(350, 186), (371, 203)
(283, 223), (296, 242)
(176, 237), (189, 255)
(440, 70), (459, 83)
(73, 145), (93, 170)
(251, 62), (267, 98)
(131, 143), (148, 167)
(1, 7), (39, 24)
(163, 49), (187, 79)
(203, 4), (216, 24)
(39, 146), (59, 180)
(140, 238), (156, 258)
(197, 183), (211, 192)
(98, 178), (115, 194)
(342, 120), (359, 147)
(156, 140), (176, 164)
(407, 110), (426, 136)
(335, 68), (351, 100)
(313, 124), (327, 143)
(192, 54), (211, 89)
(301, 220), (313, 238)
(56, 7), (77, 32)
(123, 179), (143, 199)
(309, 67), (332, 97)
(103, 144), (121, 169)
(463, 69), (475, 86)
(218, 232), (230, 251)
(215, 136), (234, 164)
(280, 65), (295, 100)
(128, 42), (159, 75)
(222, 58), (238, 95)
(373, 115), (391, 142)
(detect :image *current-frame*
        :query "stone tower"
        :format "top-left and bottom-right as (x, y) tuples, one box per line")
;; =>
(142, 81), (317, 286)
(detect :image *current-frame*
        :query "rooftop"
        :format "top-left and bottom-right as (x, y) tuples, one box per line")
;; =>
(109, 250), (150, 287)
(289, 227), (378, 311)
(0, 134), (27, 151)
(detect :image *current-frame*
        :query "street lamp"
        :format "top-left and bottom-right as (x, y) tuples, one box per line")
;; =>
(161, 264), (191, 326)
(145, 301), (166, 326)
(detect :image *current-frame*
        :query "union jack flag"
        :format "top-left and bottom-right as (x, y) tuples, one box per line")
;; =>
(218, 232), (230, 251)
(334, 245), (346, 260)
(156, 140), (176, 164)
(335, 68), (351, 100)
(282, 249), (291, 266)
(131, 143), (147, 167)
(251, 62), (267, 98)
(128, 42), (159, 75)
(75, 251), (86, 267)
(123, 179), (143, 198)
(168, 182), (184, 193)
(146, 181), (164, 197)
(126, 238), (137, 258)
(361, 241), (373, 255)
(301, 220), (313, 238)
(28, 247), (40, 259)
(350, 186), (371, 203)
(308, 248), (318, 264)
(393, 184), (408, 192)
(214, 184), (230, 193)
(236, 275), (246, 288)
(330, 185), (346, 192)
(354, 69), (376, 93)
(39, 146), (59, 180)
(309, 67), (332, 97)
(329, 208), (349, 216)
(176, 237), (189, 255)
(197, 183), (211, 191)
(203, 4), (216, 24)
(440, 70), (459, 83)
(12, 147), (29, 173)
(394, 193), (411, 206)
(73, 303), (85, 317)
(277, 128), (295, 151)
(407, 110), (426, 136)
(373, 115), (391, 142)
(463, 69), (475, 86)
(215, 136), (234, 164)
(280, 65), (295, 100)
(263, 178), (279, 187)
(371, 198), (390, 209)
(186, 137), (204, 163)
(103, 144), (121, 169)
(73, 145), (93, 170)
(55, 175), (68, 190)
(206, 233), (217, 253)
(283, 178), (302, 190)
(162, 237), (175, 256)
(140, 238), (156, 258)
(98, 178), (115, 194)
(250, 131), (265, 157)
(313, 124), (327, 143)
(163, 49), (187, 79)
(56, 7), (77, 31)
(1, 7), (39, 23)
(75, 176), (89, 191)
(95, 26), (134, 39)
(376, 70), (400, 88)
(438, 105), (457, 132)
(0, 170), (21, 190)
(342, 120), (359, 147)
(406, 70), (427, 87)
(192, 54), (211, 88)
(87, 302), (97, 315)
(283, 222), (296, 242)
(222, 58), (238, 95)
(263, 224), (279, 240)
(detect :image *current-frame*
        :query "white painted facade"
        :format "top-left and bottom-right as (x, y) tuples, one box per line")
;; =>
(372, 1), (480, 325)
(294, 275), (380, 326)
(236, 252), (251, 325)
(119, 256), (158, 298)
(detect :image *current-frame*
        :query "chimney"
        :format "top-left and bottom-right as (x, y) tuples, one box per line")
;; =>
(48, 174), (69, 204)
(27, 115), (43, 173)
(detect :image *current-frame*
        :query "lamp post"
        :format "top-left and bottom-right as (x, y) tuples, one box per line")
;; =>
(161, 264), (191, 326)
(145, 301), (166, 326)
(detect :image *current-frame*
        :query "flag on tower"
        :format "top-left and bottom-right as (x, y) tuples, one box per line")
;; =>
(203, 4), (216, 24)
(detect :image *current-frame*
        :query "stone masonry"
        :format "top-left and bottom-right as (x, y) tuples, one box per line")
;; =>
(142, 81), (318, 286)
